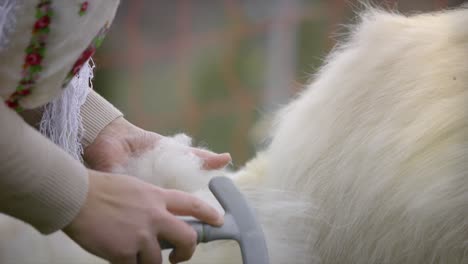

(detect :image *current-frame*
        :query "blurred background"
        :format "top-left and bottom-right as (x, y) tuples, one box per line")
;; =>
(93, 0), (464, 167)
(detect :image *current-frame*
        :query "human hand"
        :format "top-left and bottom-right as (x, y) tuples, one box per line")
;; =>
(63, 169), (224, 264)
(84, 117), (231, 172)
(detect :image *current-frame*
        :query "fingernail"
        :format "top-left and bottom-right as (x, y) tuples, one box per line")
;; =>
(220, 153), (232, 165)
(221, 152), (231, 158)
(217, 214), (225, 226)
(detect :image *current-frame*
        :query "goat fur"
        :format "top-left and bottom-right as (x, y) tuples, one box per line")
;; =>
(0, 6), (467, 264)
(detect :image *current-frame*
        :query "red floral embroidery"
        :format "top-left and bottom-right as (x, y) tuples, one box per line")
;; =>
(12, 89), (32, 96)
(62, 23), (110, 86)
(5, 0), (109, 111)
(34, 16), (50, 32)
(4, 0), (52, 111)
(25, 53), (43, 66)
(79, 2), (88, 16)
(6, 100), (19, 109)
(72, 46), (96, 74)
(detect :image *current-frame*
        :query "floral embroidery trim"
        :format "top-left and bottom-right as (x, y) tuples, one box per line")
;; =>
(62, 22), (110, 87)
(5, 1), (109, 111)
(5, 0), (53, 112)
(79, 1), (88, 16)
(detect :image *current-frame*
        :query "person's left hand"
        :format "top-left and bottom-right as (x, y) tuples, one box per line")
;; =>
(84, 117), (232, 173)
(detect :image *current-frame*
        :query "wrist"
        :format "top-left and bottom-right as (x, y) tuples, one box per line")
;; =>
(83, 117), (132, 165)
(93, 116), (134, 139)
(83, 117), (162, 169)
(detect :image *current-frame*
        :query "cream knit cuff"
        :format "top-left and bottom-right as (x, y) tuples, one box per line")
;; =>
(81, 90), (123, 148)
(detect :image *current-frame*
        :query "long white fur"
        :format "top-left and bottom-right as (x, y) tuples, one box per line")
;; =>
(0, 6), (467, 264)
(261, 7), (468, 263)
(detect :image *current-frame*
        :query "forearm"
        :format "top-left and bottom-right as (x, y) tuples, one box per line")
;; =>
(0, 101), (89, 234)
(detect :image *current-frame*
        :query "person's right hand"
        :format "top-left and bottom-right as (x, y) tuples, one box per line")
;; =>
(63, 169), (224, 264)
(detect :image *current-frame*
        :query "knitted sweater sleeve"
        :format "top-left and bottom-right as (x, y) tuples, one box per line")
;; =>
(80, 90), (123, 148)
(0, 90), (121, 234)
(0, 100), (89, 234)
(16, 90), (124, 147)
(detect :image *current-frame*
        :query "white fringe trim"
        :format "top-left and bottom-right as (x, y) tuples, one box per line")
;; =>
(39, 59), (95, 162)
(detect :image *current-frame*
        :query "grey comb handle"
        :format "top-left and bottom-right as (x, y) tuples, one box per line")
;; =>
(159, 177), (269, 264)
(159, 214), (240, 249)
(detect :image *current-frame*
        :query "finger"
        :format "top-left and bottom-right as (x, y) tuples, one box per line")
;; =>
(157, 213), (197, 263)
(191, 149), (231, 170)
(138, 235), (162, 264)
(163, 189), (224, 226)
